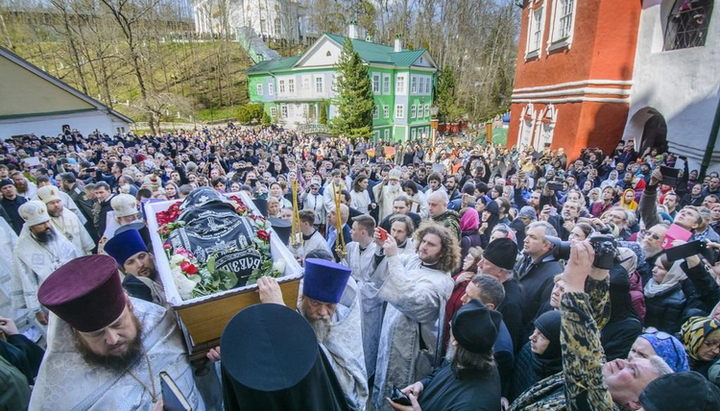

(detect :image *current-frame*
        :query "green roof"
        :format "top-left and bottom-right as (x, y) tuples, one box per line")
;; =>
(247, 33), (434, 75)
(247, 55), (301, 74)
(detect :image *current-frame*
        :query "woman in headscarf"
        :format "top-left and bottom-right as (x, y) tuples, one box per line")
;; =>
(644, 255), (690, 333)
(443, 246), (483, 351)
(627, 329), (690, 373)
(617, 188), (637, 211)
(459, 208), (481, 262)
(510, 310), (562, 402)
(681, 317), (720, 381)
(587, 187), (602, 210)
(600, 170), (621, 189)
(478, 200), (499, 248)
(601, 266), (643, 360)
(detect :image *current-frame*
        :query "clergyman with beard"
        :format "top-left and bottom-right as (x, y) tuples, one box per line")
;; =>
(10, 200), (79, 326)
(255, 257), (368, 410)
(31, 255), (208, 411)
(389, 299), (502, 411)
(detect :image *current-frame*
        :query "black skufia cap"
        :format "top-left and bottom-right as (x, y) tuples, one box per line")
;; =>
(269, 217), (292, 246)
(220, 304), (350, 411)
(640, 371), (720, 411)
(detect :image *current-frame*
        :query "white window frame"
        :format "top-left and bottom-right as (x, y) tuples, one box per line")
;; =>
(382, 74), (391, 94)
(315, 76), (324, 94)
(256, 83), (263, 96)
(525, 5), (545, 59)
(411, 77), (418, 94)
(279, 79), (286, 94)
(372, 73), (380, 93)
(270, 107), (277, 117)
(424, 105), (430, 117)
(374, 105), (380, 120)
(374, 130), (380, 140)
(547, 0), (576, 52)
(302, 76), (310, 92)
(410, 104), (416, 118)
(280, 105), (288, 118)
(288, 79), (295, 94)
(383, 105), (389, 119)
(396, 74), (406, 95)
(417, 105), (423, 118)
(268, 83), (274, 96)
(395, 104), (404, 119)
(384, 129), (390, 140)
(411, 128), (417, 140)
(425, 77), (431, 94)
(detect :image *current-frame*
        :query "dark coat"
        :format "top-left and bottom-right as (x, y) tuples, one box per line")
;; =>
(0, 334), (44, 385)
(97, 194), (115, 237)
(600, 318), (642, 361)
(499, 279), (524, 353)
(460, 230), (482, 262)
(515, 254), (563, 338)
(1, 195), (28, 235)
(510, 343), (538, 402)
(418, 362), (501, 411)
(644, 284), (687, 334)
(495, 321), (515, 400)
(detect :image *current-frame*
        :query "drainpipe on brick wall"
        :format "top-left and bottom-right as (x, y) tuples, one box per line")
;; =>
(701, 97), (720, 179)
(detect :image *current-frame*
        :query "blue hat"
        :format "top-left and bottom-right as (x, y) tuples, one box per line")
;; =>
(104, 229), (147, 267)
(303, 258), (351, 304)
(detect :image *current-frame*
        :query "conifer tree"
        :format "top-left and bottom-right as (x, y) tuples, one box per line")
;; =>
(331, 38), (374, 139)
(436, 66), (462, 122)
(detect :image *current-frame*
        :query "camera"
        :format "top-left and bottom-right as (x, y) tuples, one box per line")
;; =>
(547, 234), (618, 270)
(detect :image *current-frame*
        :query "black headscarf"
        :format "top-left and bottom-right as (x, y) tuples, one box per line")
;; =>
(531, 310), (563, 379)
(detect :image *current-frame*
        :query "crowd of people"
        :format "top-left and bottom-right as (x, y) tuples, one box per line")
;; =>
(1, 123), (720, 411)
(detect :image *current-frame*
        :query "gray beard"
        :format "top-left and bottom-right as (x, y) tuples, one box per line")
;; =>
(308, 317), (332, 344)
(641, 242), (662, 258)
(445, 342), (456, 363)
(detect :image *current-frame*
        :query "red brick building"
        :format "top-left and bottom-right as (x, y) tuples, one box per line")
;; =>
(508, 0), (642, 159)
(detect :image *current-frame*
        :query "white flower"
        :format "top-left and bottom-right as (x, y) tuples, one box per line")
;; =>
(170, 254), (185, 266)
(273, 259), (286, 275)
(173, 269), (197, 300)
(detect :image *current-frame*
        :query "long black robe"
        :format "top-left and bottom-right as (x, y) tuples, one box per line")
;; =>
(418, 362), (501, 411)
(222, 347), (350, 411)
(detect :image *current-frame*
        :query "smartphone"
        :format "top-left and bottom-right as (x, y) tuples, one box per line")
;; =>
(378, 227), (388, 241)
(548, 182), (564, 191)
(390, 385), (411, 406)
(660, 166), (679, 187)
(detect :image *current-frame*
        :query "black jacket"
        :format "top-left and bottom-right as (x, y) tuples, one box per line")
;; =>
(1, 195), (27, 235)
(499, 279), (524, 353)
(515, 253), (563, 337)
(418, 361), (501, 411)
(644, 284), (687, 334)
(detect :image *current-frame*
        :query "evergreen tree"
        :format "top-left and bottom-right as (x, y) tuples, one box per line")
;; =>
(436, 66), (462, 122)
(331, 38), (374, 139)
(261, 110), (271, 126)
(319, 102), (328, 125)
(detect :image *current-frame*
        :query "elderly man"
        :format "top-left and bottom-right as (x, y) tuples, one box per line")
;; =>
(509, 241), (673, 411)
(515, 221), (563, 337)
(31, 255), (209, 411)
(256, 258), (367, 410)
(427, 190), (460, 240)
(104, 229), (165, 306)
(0, 178), (27, 235)
(367, 222), (459, 411)
(36, 185), (94, 255)
(10, 201), (79, 326)
(373, 169), (404, 221)
(390, 299), (502, 411)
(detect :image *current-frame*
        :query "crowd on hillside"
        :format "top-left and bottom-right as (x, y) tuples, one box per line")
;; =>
(1, 124), (720, 411)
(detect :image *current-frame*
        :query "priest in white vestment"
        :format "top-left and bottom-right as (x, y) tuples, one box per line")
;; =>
(37, 185), (94, 255)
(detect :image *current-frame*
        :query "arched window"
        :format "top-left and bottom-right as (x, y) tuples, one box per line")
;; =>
(536, 104), (558, 151)
(664, 0), (713, 50)
(518, 104), (536, 149)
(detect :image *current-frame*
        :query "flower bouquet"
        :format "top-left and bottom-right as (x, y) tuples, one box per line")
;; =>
(144, 189), (303, 357)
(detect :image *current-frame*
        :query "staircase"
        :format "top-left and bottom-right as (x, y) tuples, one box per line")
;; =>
(235, 26), (281, 64)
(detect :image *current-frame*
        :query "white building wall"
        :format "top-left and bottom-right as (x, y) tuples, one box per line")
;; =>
(623, 0), (720, 172)
(0, 111), (130, 139)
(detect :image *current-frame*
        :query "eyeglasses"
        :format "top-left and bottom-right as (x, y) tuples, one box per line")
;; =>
(703, 339), (720, 351)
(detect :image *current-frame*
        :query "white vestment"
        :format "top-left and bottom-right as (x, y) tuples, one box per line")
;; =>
(315, 278), (368, 411)
(29, 298), (207, 411)
(372, 183), (402, 222)
(51, 209), (95, 255)
(291, 230), (332, 259)
(0, 217), (19, 319)
(10, 227), (80, 313)
(350, 190), (371, 214)
(302, 192), (326, 225)
(323, 182), (345, 214)
(365, 254), (454, 411)
(346, 241), (384, 379)
(33, 190), (87, 225)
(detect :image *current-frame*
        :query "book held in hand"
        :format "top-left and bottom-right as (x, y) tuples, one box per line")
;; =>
(159, 371), (192, 411)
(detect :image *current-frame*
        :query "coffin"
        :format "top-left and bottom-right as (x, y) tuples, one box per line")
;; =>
(144, 191), (303, 358)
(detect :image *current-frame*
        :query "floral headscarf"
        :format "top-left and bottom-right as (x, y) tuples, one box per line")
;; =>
(640, 332), (690, 372)
(681, 316), (720, 361)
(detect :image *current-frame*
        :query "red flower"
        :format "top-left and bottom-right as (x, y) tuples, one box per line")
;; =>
(163, 243), (171, 250)
(180, 261), (199, 274)
(155, 202), (182, 225)
(257, 230), (270, 241)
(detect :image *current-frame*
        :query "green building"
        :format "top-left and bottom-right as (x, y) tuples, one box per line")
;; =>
(247, 31), (438, 142)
